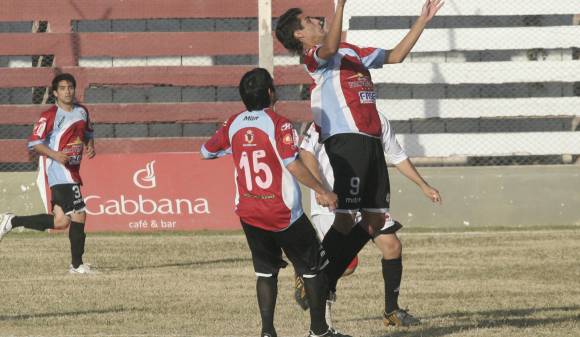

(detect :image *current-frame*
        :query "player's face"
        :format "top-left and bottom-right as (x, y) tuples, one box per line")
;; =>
(295, 14), (326, 45)
(53, 80), (75, 106)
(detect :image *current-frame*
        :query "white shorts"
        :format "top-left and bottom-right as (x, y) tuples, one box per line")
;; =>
(311, 213), (362, 241)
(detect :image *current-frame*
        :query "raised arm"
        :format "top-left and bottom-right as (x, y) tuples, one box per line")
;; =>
(317, 0), (347, 60)
(386, 0), (444, 64)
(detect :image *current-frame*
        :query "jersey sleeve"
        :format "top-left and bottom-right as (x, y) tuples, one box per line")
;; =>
(275, 119), (299, 167)
(84, 107), (94, 140)
(299, 122), (319, 155)
(380, 114), (408, 164)
(352, 44), (387, 69)
(304, 45), (329, 73)
(201, 118), (232, 159)
(28, 109), (54, 149)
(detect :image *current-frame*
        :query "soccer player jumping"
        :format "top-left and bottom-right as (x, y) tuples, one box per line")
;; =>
(0, 73), (96, 274)
(201, 68), (351, 337)
(276, 0), (443, 327)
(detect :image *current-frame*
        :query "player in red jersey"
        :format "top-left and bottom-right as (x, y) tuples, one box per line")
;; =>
(0, 73), (96, 274)
(276, 0), (443, 327)
(201, 68), (351, 337)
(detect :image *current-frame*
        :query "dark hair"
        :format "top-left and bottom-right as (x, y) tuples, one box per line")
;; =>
(275, 8), (304, 54)
(51, 73), (76, 92)
(239, 68), (276, 111)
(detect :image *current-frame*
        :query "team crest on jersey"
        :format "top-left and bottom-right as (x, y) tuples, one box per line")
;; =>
(244, 130), (254, 143)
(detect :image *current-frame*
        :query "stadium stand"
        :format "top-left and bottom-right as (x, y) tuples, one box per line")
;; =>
(0, 0), (578, 167)
(0, 0), (333, 168)
(344, 0), (580, 160)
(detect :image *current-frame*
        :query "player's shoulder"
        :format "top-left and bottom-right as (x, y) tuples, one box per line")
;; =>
(40, 105), (58, 116)
(75, 103), (90, 113)
(265, 109), (293, 131)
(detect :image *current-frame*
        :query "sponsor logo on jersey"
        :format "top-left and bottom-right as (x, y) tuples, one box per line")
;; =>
(63, 137), (84, 166)
(358, 91), (376, 104)
(281, 122), (293, 131)
(345, 196), (362, 204)
(346, 72), (373, 89)
(33, 117), (47, 138)
(243, 192), (275, 200)
(243, 115), (259, 121)
(57, 116), (66, 129)
(133, 161), (157, 189)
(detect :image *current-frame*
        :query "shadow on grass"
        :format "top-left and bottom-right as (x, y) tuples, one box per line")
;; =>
(103, 257), (252, 271)
(0, 306), (144, 321)
(344, 305), (580, 337)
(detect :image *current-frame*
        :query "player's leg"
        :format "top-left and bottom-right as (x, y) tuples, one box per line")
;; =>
(280, 214), (351, 336)
(0, 192), (61, 239)
(294, 213), (336, 310)
(363, 143), (420, 327)
(241, 221), (286, 337)
(322, 134), (373, 293)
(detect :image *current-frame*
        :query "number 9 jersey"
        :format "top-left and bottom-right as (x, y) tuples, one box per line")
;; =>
(201, 108), (302, 231)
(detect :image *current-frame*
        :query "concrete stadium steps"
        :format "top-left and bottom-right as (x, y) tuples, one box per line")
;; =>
(347, 26), (580, 53)
(2, 131), (579, 162)
(0, 137), (208, 162)
(376, 97), (580, 120)
(343, 0), (580, 25)
(397, 131), (580, 157)
(0, 101), (312, 125)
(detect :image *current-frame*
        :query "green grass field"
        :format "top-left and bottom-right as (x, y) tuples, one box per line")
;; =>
(0, 226), (579, 337)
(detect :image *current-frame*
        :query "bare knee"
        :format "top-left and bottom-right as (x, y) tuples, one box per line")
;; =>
(374, 234), (402, 259)
(53, 214), (71, 229)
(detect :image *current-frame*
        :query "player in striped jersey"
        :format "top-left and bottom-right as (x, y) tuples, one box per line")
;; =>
(0, 73), (96, 274)
(201, 68), (351, 337)
(276, 0), (443, 327)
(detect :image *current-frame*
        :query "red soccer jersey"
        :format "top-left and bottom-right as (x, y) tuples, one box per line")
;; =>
(303, 42), (386, 141)
(28, 104), (93, 186)
(201, 108), (303, 231)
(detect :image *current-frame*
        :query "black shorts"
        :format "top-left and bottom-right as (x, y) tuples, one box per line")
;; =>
(241, 214), (328, 277)
(324, 133), (390, 213)
(51, 184), (86, 215)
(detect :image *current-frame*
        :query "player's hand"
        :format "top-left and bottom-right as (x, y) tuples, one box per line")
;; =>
(422, 185), (442, 205)
(51, 151), (69, 165)
(317, 191), (338, 211)
(420, 0), (444, 22)
(85, 145), (96, 159)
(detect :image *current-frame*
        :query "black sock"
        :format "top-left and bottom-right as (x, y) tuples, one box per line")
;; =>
(11, 214), (54, 231)
(69, 221), (86, 268)
(256, 276), (277, 337)
(383, 257), (402, 313)
(322, 227), (347, 292)
(325, 223), (371, 292)
(303, 273), (329, 335)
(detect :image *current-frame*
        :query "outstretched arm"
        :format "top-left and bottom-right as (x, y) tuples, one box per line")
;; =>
(386, 0), (444, 64)
(394, 158), (442, 204)
(317, 0), (347, 60)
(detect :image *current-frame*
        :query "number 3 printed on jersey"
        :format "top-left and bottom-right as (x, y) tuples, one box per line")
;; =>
(239, 150), (273, 191)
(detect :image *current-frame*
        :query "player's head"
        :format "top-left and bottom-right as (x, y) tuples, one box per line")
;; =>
(51, 73), (76, 106)
(239, 68), (277, 111)
(276, 8), (326, 54)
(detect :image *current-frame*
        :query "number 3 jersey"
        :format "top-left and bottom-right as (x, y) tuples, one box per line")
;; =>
(201, 108), (303, 232)
(28, 104), (94, 187)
